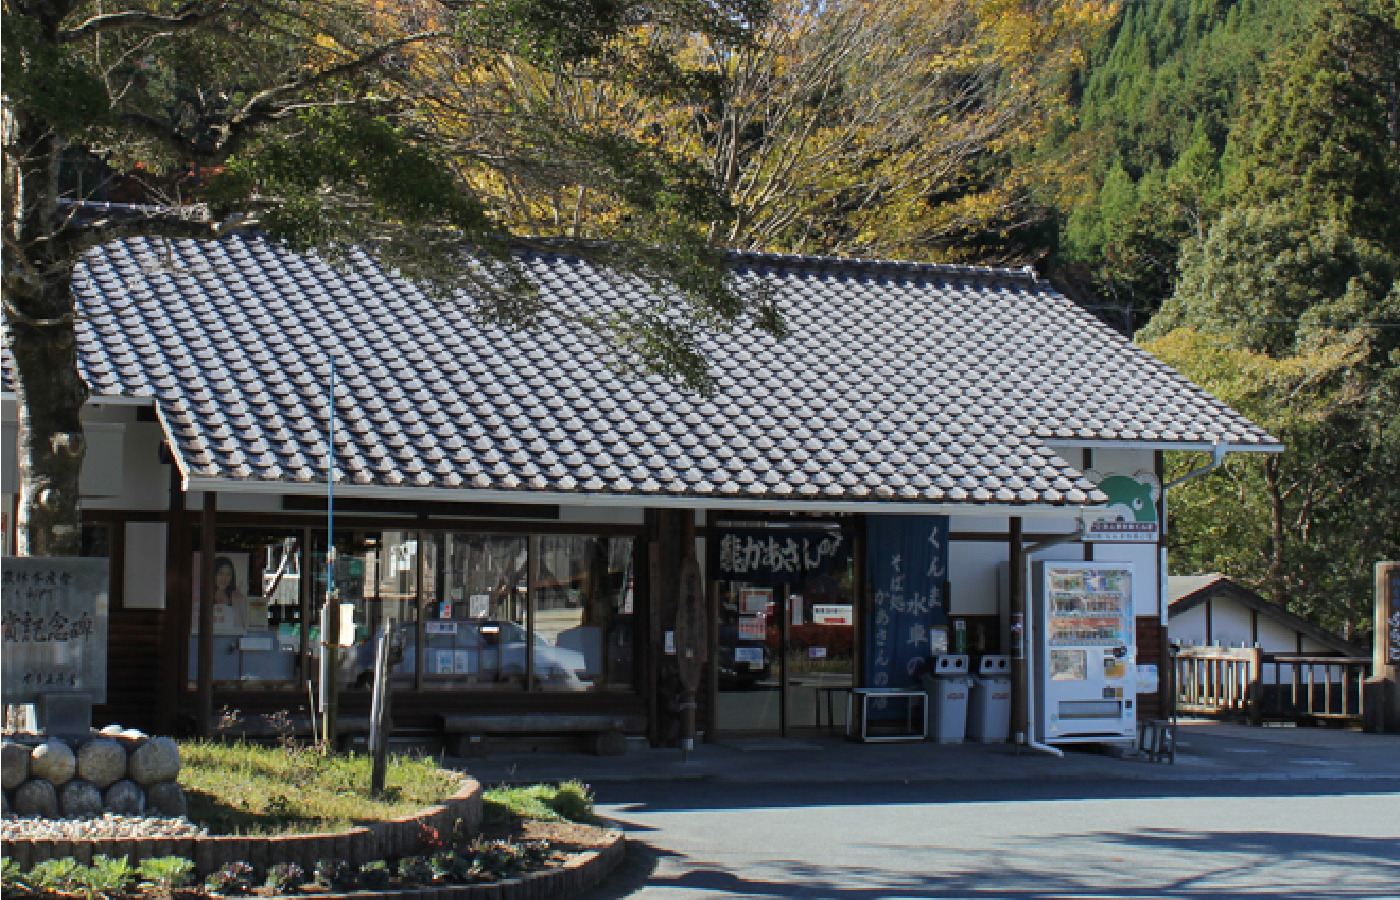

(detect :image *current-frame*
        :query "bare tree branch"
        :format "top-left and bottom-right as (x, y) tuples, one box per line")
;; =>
(58, 1), (231, 43)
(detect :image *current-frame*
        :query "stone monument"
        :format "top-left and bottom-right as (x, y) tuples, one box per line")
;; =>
(2, 556), (110, 736)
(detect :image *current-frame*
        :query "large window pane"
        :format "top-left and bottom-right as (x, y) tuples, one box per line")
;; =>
(188, 528), (304, 689)
(532, 536), (634, 692)
(423, 534), (528, 691)
(310, 530), (419, 691)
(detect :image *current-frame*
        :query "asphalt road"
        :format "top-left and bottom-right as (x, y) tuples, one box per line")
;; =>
(582, 780), (1400, 899)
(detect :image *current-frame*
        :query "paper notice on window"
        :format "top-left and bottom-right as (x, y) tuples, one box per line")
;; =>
(734, 646), (763, 665)
(469, 594), (490, 617)
(811, 604), (853, 625)
(738, 616), (766, 641)
(791, 594), (804, 626)
(740, 588), (772, 614)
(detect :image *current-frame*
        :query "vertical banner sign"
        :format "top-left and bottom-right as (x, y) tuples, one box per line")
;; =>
(865, 516), (950, 688)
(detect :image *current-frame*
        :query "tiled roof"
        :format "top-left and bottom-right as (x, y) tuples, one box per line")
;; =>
(50, 236), (1277, 506)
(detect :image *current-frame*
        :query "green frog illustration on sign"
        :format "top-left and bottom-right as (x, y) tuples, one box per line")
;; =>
(1084, 470), (1160, 541)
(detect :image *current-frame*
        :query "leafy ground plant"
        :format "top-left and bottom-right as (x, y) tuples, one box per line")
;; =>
(264, 863), (304, 895)
(29, 858), (84, 894)
(80, 855), (135, 899)
(205, 862), (254, 896)
(179, 740), (460, 835)
(483, 780), (596, 824)
(137, 857), (196, 893)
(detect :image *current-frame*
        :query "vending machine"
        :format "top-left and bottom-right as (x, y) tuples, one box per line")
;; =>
(1032, 561), (1136, 744)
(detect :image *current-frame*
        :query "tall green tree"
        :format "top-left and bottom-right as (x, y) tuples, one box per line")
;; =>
(1223, 0), (1400, 250)
(2, 0), (779, 557)
(1142, 206), (1400, 639)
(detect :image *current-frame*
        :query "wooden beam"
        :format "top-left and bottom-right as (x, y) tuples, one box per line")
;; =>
(1009, 516), (1026, 741)
(197, 492), (217, 737)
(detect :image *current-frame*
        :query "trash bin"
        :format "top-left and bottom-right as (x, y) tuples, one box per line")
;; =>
(967, 655), (1012, 743)
(922, 654), (973, 743)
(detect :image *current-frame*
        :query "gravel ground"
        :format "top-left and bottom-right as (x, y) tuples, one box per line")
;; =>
(1, 812), (207, 840)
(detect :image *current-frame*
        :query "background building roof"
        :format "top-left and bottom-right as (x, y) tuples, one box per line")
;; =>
(16, 236), (1279, 507)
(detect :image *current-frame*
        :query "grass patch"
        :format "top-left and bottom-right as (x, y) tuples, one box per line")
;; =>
(179, 740), (462, 835)
(483, 781), (596, 825)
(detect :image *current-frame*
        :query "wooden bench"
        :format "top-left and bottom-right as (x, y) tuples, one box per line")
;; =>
(440, 713), (645, 758)
(209, 713), (373, 752)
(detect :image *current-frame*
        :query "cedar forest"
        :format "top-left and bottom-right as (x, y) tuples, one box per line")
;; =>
(3, 0), (1397, 642)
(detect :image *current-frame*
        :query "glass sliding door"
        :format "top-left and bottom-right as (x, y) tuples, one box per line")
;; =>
(715, 580), (782, 734)
(785, 570), (856, 735)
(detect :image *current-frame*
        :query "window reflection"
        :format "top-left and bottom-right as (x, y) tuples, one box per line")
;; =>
(188, 529), (304, 689)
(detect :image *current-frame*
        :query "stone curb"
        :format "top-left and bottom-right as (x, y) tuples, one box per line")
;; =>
(309, 830), (626, 900)
(4, 777), (483, 876)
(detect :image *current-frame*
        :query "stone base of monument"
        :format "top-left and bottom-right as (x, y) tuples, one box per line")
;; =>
(36, 693), (94, 739)
(1, 725), (186, 822)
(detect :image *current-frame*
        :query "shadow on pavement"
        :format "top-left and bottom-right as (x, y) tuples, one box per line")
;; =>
(596, 777), (1400, 815)
(585, 829), (1400, 899)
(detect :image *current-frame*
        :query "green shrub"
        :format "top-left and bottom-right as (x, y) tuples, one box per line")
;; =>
(137, 857), (196, 892)
(205, 861), (254, 896)
(358, 861), (390, 891)
(2, 858), (35, 896)
(264, 862), (305, 894)
(30, 858), (83, 894)
(81, 855), (136, 899)
(312, 859), (354, 891)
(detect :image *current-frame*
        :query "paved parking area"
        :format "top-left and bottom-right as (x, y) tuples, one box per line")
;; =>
(582, 779), (1400, 899)
(455, 720), (1400, 786)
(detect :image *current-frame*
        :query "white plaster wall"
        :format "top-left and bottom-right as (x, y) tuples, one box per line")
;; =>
(1255, 613), (1294, 652)
(81, 405), (171, 511)
(1210, 597), (1254, 647)
(1172, 603), (1207, 644)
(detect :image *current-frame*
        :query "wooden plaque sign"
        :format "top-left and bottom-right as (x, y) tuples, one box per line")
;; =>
(674, 554), (706, 693)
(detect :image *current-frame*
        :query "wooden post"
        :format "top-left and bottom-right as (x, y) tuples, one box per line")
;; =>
(1247, 646), (1264, 727)
(1008, 516), (1026, 743)
(197, 492), (217, 737)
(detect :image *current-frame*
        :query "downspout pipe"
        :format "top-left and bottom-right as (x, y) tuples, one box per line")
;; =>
(1165, 440), (1229, 491)
(1019, 516), (1090, 758)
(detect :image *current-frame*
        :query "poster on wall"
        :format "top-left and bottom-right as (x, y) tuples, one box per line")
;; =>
(191, 552), (252, 634)
(1083, 470), (1161, 542)
(864, 515), (949, 689)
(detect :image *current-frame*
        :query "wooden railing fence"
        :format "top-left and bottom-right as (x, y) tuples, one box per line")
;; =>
(1174, 646), (1371, 725)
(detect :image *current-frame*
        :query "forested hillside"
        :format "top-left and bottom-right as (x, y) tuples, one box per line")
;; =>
(1046, 0), (1399, 641)
(1047, 0), (1314, 328)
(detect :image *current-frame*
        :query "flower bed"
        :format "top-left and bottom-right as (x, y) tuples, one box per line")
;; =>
(1, 819), (625, 900)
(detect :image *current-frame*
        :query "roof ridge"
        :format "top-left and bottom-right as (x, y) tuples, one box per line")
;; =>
(721, 249), (1041, 282)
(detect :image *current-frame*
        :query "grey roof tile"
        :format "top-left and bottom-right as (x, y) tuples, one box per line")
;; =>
(13, 236), (1283, 506)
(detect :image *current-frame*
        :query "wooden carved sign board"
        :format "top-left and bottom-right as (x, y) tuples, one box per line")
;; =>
(674, 554), (706, 692)
(1381, 562), (1400, 667)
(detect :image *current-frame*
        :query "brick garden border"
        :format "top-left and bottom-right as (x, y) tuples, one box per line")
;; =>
(4, 777), (483, 876)
(312, 829), (626, 900)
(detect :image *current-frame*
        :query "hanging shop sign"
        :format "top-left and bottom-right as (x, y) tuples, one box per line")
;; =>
(2, 557), (110, 705)
(1083, 470), (1161, 542)
(864, 515), (949, 689)
(713, 527), (851, 584)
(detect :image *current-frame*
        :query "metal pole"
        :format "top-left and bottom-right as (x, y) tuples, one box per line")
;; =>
(369, 615), (395, 795)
